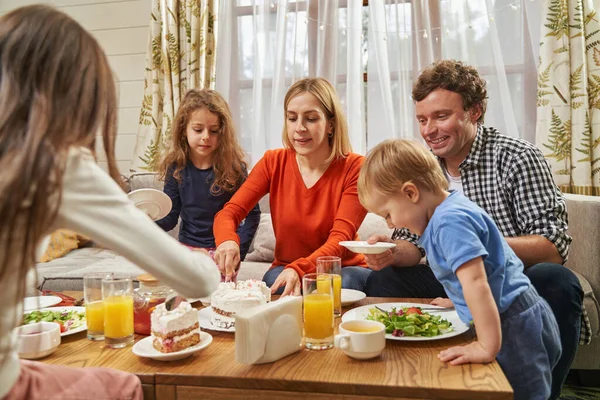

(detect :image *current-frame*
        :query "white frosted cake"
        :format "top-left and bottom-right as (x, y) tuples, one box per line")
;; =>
(211, 280), (271, 329)
(151, 301), (200, 353)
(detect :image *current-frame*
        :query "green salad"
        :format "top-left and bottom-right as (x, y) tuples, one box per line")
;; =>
(24, 310), (86, 333)
(366, 306), (453, 337)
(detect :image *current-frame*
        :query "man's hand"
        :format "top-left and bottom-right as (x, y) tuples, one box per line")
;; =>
(214, 241), (240, 280)
(270, 268), (301, 296)
(438, 341), (497, 365)
(364, 235), (396, 270)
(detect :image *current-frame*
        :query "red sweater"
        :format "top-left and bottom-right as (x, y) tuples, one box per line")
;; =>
(214, 149), (367, 277)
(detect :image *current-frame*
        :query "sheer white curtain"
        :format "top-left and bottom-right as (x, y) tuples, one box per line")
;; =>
(216, 0), (543, 165)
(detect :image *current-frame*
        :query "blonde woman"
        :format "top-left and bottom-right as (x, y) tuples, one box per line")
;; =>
(214, 78), (370, 295)
(0, 6), (219, 398)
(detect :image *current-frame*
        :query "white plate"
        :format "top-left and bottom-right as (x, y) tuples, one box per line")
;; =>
(339, 241), (396, 254)
(341, 289), (366, 307)
(341, 302), (470, 341)
(132, 332), (212, 361)
(128, 188), (172, 221)
(23, 296), (62, 312)
(197, 307), (235, 333)
(23, 306), (87, 337)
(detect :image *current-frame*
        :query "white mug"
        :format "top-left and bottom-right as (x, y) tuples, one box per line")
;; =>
(334, 320), (386, 360)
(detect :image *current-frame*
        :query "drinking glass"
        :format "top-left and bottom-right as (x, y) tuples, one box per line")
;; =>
(316, 256), (342, 317)
(83, 272), (111, 340)
(102, 276), (134, 348)
(302, 273), (334, 350)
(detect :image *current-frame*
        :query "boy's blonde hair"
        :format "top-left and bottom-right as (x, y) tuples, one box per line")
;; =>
(282, 77), (352, 163)
(158, 89), (248, 195)
(358, 139), (448, 207)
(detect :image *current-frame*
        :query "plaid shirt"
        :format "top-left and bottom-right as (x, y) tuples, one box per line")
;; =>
(393, 125), (591, 345)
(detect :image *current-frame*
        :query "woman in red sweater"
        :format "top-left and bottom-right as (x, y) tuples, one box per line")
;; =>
(214, 77), (371, 295)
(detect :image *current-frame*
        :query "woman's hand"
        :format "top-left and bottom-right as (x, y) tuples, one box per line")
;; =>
(430, 297), (454, 308)
(214, 241), (240, 280)
(270, 268), (301, 296)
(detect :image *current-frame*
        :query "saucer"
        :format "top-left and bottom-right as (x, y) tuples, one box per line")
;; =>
(127, 189), (172, 221)
(23, 296), (62, 312)
(132, 332), (213, 361)
(341, 289), (366, 306)
(339, 241), (396, 254)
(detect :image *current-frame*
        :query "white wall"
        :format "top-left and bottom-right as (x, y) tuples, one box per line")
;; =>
(0, 0), (150, 174)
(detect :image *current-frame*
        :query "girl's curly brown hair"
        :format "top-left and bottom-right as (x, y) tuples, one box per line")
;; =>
(412, 60), (488, 123)
(157, 89), (247, 195)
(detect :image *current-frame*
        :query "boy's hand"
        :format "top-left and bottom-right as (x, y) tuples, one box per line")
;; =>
(430, 297), (454, 308)
(437, 341), (497, 365)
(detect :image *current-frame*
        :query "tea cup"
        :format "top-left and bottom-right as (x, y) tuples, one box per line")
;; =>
(18, 321), (61, 359)
(334, 320), (385, 360)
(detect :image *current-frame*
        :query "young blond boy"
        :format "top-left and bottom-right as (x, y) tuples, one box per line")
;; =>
(357, 139), (561, 400)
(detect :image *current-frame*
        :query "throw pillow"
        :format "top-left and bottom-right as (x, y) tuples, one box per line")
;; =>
(245, 213), (275, 263)
(40, 230), (87, 262)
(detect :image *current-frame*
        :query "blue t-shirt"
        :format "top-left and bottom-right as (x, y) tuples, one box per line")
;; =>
(156, 163), (260, 259)
(418, 191), (530, 324)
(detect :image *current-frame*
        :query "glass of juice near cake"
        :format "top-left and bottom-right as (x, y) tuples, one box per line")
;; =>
(303, 273), (334, 350)
(102, 276), (134, 348)
(83, 272), (111, 340)
(133, 274), (173, 335)
(316, 256), (342, 317)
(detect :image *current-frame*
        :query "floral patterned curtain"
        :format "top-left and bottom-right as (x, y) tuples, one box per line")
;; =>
(536, 0), (600, 196)
(131, 0), (217, 172)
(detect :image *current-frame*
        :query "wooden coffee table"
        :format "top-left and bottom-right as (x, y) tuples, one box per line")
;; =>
(41, 294), (512, 399)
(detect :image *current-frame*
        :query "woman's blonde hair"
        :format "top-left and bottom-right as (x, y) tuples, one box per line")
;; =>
(282, 77), (352, 163)
(0, 4), (119, 362)
(358, 139), (448, 207)
(157, 89), (247, 195)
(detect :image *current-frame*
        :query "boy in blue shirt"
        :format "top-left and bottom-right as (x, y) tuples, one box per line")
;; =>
(357, 139), (561, 399)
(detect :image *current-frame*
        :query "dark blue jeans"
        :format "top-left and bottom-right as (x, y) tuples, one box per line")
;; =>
(263, 266), (372, 295)
(364, 262), (583, 399)
(524, 263), (583, 400)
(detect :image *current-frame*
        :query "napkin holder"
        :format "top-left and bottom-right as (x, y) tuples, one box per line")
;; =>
(235, 296), (303, 364)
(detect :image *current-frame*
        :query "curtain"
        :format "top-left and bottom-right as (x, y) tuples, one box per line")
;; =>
(536, 0), (600, 196)
(216, 0), (540, 167)
(131, 0), (218, 172)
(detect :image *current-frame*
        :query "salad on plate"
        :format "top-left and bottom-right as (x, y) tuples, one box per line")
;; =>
(24, 309), (86, 334)
(366, 306), (453, 338)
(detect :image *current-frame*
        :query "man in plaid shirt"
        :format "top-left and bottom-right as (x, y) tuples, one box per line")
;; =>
(363, 60), (585, 399)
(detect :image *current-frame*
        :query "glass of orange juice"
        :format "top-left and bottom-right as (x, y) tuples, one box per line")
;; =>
(303, 273), (334, 350)
(102, 276), (134, 348)
(316, 256), (342, 317)
(83, 273), (111, 340)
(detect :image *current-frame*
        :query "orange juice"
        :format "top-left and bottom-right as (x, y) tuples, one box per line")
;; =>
(85, 300), (104, 334)
(303, 293), (334, 339)
(317, 274), (341, 314)
(103, 295), (134, 338)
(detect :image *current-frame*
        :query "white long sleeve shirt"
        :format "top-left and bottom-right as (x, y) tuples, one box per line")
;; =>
(0, 147), (221, 397)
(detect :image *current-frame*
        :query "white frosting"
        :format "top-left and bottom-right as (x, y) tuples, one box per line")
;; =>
(151, 301), (198, 334)
(210, 280), (271, 328)
(153, 328), (200, 344)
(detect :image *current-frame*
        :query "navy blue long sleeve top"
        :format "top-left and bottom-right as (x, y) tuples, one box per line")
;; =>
(156, 163), (260, 259)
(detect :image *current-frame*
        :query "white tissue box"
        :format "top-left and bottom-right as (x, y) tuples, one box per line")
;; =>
(235, 296), (303, 364)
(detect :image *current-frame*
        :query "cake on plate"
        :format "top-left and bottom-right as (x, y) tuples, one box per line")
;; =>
(210, 280), (271, 329)
(151, 301), (200, 353)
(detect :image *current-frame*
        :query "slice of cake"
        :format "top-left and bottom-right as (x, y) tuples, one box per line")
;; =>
(151, 301), (200, 353)
(210, 280), (271, 329)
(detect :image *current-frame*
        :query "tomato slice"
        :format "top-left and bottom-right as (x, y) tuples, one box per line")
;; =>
(405, 307), (422, 315)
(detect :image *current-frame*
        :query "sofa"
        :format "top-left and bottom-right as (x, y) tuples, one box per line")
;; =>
(35, 172), (600, 372)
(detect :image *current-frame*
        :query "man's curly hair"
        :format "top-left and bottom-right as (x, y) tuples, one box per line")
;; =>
(412, 60), (488, 123)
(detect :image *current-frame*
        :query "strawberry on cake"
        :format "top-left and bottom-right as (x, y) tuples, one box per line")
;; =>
(210, 280), (271, 329)
(151, 301), (200, 353)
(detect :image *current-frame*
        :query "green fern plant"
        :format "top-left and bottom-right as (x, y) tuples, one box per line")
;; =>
(138, 139), (161, 171)
(544, 110), (572, 175)
(544, 0), (569, 40)
(537, 62), (554, 106)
